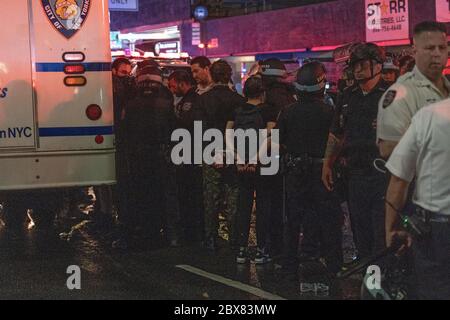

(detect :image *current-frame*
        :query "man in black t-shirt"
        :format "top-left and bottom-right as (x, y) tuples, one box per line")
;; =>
(231, 76), (278, 264)
(194, 60), (246, 250)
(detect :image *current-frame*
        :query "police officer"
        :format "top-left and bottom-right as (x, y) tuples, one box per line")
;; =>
(109, 57), (133, 234)
(259, 58), (297, 256)
(377, 21), (450, 159)
(385, 99), (450, 299)
(260, 58), (297, 114)
(82, 58), (134, 228)
(279, 61), (342, 275)
(123, 64), (181, 247)
(168, 70), (204, 244)
(322, 43), (389, 260)
(168, 70), (197, 130)
(112, 57), (133, 123)
(337, 67), (355, 95)
(381, 56), (400, 86)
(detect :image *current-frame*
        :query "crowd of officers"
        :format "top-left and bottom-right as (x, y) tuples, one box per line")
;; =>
(110, 20), (449, 299)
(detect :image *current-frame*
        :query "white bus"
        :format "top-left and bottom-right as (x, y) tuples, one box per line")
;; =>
(0, 0), (115, 227)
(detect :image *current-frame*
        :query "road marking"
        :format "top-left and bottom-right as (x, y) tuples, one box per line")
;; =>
(176, 264), (287, 300)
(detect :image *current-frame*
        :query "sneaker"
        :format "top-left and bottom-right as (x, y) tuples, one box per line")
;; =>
(204, 236), (217, 251)
(254, 247), (272, 265)
(112, 238), (128, 250)
(300, 282), (330, 297)
(236, 247), (248, 264)
(169, 238), (180, 248)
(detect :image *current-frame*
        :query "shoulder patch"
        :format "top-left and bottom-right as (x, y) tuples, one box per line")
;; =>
(181, 102), (193, 112)
(382, 90), (397, 109)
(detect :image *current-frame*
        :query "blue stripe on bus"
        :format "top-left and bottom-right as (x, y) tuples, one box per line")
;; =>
(35, 62), (111, 72)
(39, 126), (114, 137)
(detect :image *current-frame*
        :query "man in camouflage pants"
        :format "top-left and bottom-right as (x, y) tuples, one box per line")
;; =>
(203, 165), (239, 250)
(194, 60), (244, 250)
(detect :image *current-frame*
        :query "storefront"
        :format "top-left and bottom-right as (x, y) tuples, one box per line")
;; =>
(111, 22), (184, 57)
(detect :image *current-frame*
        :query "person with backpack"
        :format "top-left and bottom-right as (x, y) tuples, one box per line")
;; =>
(227, 76), (278, 264)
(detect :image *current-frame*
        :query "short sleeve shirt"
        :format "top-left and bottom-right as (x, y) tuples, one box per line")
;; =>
(386, 99), (450, 215)
(377, 66), (450, 142)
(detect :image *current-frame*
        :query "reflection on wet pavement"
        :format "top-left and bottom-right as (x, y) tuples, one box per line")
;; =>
(0, 202), (362, 300)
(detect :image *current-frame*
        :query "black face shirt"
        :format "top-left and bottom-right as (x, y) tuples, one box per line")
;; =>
(277, 97), (334, 158)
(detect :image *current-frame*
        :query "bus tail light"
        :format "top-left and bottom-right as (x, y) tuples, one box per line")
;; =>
(86, 104), (102, 121)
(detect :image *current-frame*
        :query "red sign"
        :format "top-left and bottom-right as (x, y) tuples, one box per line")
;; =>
(208, 38), (219, 48)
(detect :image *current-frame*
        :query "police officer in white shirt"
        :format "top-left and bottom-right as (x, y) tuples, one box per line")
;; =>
(385, 99), (450, 300)
(377, 21), (450, 159)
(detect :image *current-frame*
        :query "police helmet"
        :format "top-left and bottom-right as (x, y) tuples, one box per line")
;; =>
(136, 65), (163, 84)
(349, 43), (385, 67)
(294, 61), (327, 93)
(383, 56), (400, 72)
(260, 58), (287, 77)
(137, 58), (160, 69)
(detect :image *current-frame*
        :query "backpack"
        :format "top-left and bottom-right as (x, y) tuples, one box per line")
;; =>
(233, 105), (265, 164)
(233, 104), (265, 131)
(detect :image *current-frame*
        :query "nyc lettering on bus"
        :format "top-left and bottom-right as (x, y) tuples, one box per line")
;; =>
(0, 88), (8, 98)
(0, 127), (33, 139)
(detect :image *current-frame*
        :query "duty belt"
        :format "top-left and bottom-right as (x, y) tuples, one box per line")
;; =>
(415, 206), (450, 224)
(311, 158), (324, 164)
(287, 155), (324, 164)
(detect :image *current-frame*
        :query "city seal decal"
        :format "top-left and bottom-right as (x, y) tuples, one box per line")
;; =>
(42, 0), (91, 39)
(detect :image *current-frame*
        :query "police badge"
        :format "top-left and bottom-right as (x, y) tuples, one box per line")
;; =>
(382, 90), (397, 109)
(42, 0), (91, 39)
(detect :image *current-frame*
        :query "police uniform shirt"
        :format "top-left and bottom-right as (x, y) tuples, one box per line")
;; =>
(386, 100), (450, 215)
(124, 87), (175, 146)
(174, 88), (198, 130)
(277, 98), (334, 158)
(377, 66), (450, 142)
(330, 80), (388, 162)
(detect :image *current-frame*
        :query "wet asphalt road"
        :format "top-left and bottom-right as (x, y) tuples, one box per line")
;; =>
(0, 212), (361, 300)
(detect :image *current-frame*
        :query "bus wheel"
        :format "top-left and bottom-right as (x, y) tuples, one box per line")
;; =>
(29, 195), (63, 228)
(2, 201), (28, 231)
